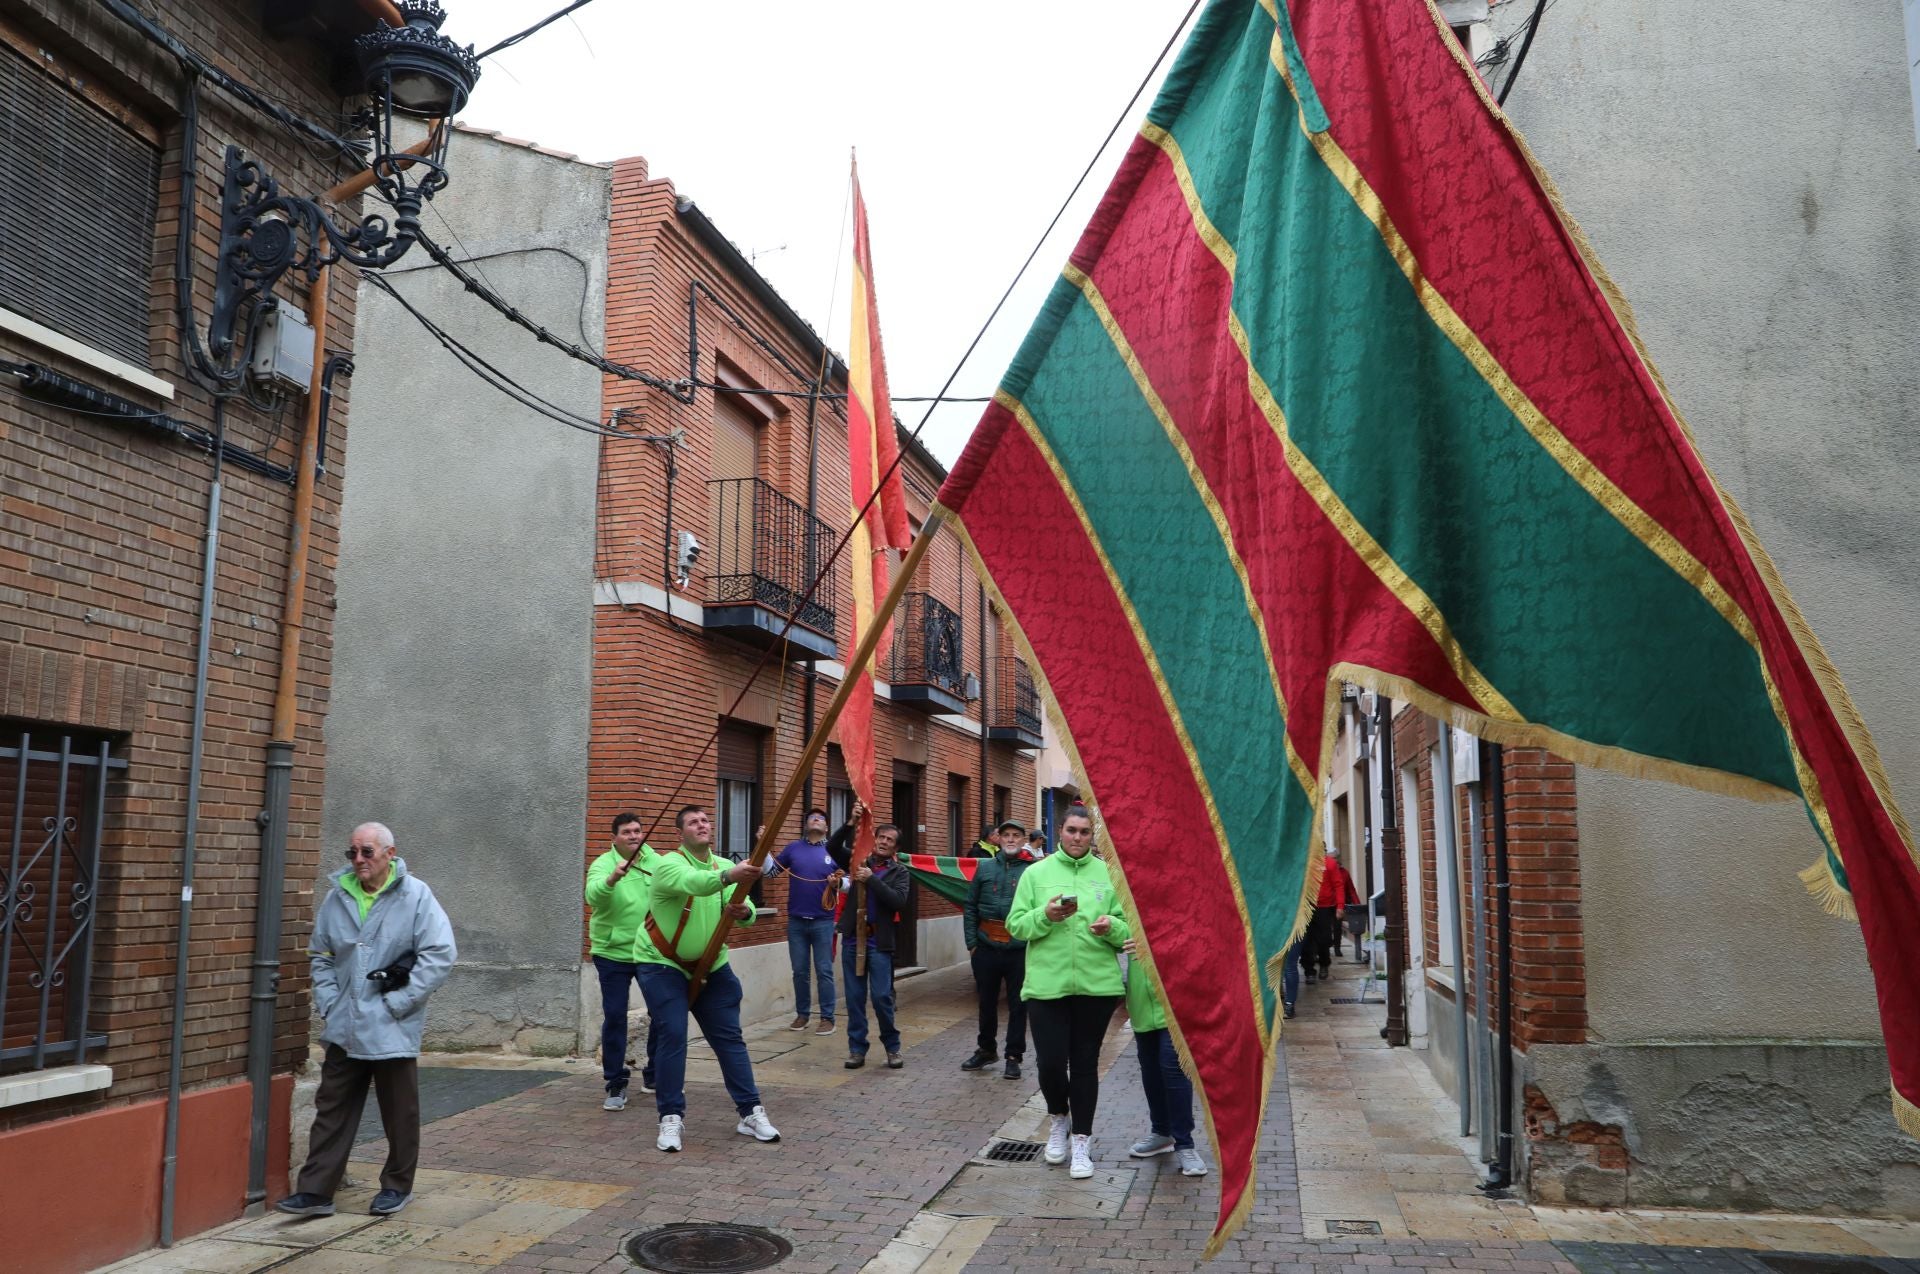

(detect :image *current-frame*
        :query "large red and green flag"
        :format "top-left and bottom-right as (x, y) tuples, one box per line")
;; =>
(841, 160), (913, 860)
(931, 0), (1918, 1248)
(902, 854), (981, 907)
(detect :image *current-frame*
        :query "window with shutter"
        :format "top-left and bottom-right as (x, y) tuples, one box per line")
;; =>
(0, 37), (160, 367)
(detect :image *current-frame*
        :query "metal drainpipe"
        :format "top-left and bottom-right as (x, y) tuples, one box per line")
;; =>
(1434, 722), (1472, 1134)
(1487, 741), (1516, 1189)
(160, 402), (226, 1246)
(1465, 753), (1495, 1163)
(245, 261), (334, 1211)
(1375, 694), (1408, 1046)
(977, 582), (989, 841)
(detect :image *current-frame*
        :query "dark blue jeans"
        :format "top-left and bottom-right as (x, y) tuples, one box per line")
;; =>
(842, 944), (898, 1056)
(1282, 942), (1301, 1009)
(635, 961), (761, 1118)
(592, 955), (660, 1095)
(786, 915), (836, 1020)
(1134, 1028), (1196, 1149)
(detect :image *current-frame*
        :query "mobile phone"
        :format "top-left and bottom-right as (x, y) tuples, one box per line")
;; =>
(1059, 893), (1078, 907)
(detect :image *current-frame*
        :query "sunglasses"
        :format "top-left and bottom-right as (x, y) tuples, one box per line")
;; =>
(345, 846), (383, 861)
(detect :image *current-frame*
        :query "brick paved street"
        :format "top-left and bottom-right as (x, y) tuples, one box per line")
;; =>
(103, 963), (1920, 1274)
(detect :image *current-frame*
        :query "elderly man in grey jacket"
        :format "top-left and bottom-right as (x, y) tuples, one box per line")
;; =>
(278, 821), (455, 1219)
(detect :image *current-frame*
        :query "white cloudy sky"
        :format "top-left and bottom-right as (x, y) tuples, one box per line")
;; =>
(437, 0), (1203, 467)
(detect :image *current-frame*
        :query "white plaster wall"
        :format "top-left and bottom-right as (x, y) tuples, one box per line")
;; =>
(1495, 3), (1919, 1042)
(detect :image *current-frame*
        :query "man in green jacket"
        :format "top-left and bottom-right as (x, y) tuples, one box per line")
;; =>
(1007, 805), (1130, 1178)
(962, 819), (1032, 1078)
(1122, 939), (1209, 1177)
(636, 805), (779, 1152)
(585, 812), (665, 1111)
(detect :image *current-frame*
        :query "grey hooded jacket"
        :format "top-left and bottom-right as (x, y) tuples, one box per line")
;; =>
(310, 858), (456, 1060)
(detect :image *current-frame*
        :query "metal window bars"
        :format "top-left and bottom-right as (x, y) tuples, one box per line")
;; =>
(888, 592), (965, 693)
(705, 477), (838, 636)
(2, 729), (122, 1073)
(988, 656), (1042, 737)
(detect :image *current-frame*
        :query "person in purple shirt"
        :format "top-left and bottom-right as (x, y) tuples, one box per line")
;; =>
(770, 808), (842, 1035)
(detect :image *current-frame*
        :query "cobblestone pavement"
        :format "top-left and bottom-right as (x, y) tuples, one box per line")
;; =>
(357, 1066), (564, 1144)
(102, 961), (1920, 1274)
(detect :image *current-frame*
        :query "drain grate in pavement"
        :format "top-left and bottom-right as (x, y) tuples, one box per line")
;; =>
(1329, 997), (1364, 1004)
(982, 1138), (1044, 1163)
(1759, 1259), (1884, 1274)
(625, 1223), (792, 1272)
(1324, 1219), (1383, 1235)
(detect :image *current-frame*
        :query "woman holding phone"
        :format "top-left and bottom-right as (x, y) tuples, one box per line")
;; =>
(1006, 804), (1131, 1179)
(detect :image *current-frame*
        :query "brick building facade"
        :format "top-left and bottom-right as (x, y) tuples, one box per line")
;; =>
(589, 156), (1036, 1015)
(0, 1), (384, 1267)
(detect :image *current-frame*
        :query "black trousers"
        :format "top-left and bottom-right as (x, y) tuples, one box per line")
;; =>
(1028, 994), (1119, 1135)
(296, 1044), (419, 1198)
(1306, 906), (1340, 971)
(972, 944), (1027, 1059)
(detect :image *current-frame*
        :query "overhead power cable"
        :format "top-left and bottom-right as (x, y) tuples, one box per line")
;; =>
(1495, 0), (1551, 106)
(477, 0), (602, 60)
(414, 231), (694, 399)
(624, 0), (1208, 848)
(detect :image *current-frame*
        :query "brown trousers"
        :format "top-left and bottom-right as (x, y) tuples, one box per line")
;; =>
(295, 1044), (420, 1198)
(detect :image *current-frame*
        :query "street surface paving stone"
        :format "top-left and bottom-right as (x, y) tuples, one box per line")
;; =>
(357, 1066), (562, 1143)
(101, 962), (1920, 1273)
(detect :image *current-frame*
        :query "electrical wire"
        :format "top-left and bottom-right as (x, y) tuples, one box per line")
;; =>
(623, 0), (1207, 850)
(362, 272), (635, 437)
(476, 0), (602, 61)
(414, 231), (692, 398)
(1495, 0), (1552, 106)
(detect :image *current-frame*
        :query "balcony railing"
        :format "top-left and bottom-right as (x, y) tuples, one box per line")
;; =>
(986, 656), (1043, 747)
(3, 729), (121, 1074)
(888, 592), (967, 714)
(705, 477), (838, 657)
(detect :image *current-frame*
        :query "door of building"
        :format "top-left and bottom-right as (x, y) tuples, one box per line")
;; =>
(890, 765), (920, 966)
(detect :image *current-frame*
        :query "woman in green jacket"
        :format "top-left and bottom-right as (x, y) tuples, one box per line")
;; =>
(1006, 804), (1130, 1179)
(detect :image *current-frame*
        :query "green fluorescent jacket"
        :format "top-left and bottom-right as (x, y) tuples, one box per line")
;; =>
(1006, 851), (1130, 1000)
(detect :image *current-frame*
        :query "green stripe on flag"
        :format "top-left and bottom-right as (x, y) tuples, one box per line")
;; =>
(1150, 10), (1795, 790)
(1011, 293), (1318, 1023)
(903, 855), (975, 907)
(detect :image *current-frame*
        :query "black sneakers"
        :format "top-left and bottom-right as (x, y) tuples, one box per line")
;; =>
(960, 1049), (997, 1071)
(275, 1193), (334, 1217)
(370, 1189), (412, 1217)
(1003, 1058), (1022, 1080)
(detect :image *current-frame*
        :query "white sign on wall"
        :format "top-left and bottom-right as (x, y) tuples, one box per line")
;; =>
(1451, 726), (1482, 786)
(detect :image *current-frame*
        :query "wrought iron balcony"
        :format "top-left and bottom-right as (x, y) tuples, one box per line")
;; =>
(986, 656), (1043, 748)
(887, 593), (968, 715)
(704, 477), (839, 659)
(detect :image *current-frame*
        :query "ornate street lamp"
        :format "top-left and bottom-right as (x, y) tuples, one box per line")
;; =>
(208, 0), (479, 363)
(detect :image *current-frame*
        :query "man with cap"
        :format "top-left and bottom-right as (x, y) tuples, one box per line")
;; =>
(961, 819), (1032, 1078)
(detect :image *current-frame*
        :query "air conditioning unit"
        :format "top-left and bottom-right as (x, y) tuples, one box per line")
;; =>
(962, 673), (981, 701)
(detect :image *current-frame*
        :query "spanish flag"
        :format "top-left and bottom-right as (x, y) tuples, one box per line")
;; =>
(932, 0), (1918, 1250)
(842, 160), (913, 860)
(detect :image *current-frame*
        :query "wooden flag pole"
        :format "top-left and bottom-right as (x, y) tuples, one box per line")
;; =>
(687, 525), (940, 999)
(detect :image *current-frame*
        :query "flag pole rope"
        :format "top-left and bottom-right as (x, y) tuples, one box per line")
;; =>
(687, 527), (940, 999)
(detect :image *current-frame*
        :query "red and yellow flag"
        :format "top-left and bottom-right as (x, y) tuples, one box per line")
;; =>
(841, 160), (913, 855)
(933, 0), (1917, 1251)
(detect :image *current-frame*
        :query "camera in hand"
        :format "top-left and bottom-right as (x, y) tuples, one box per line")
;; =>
(367, 950), (417, 990)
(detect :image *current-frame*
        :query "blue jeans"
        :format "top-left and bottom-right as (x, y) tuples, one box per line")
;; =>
(635, 961), (761, 1118)
(841, 944), (898, 1056)
(592, 955), (660, 1095)
(1135, 1028), (1196, 1148)
(786, 916), (837, 1020)
(1282, 942), (1301, 1008)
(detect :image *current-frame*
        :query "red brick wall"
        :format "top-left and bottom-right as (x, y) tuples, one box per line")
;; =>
(587, 161), (1034, 954)
(1, 0), (356, 1131)
(1392, 710), (1585, 1050)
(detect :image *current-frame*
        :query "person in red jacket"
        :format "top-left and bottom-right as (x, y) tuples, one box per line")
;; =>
(1306, 852), (1360, 980)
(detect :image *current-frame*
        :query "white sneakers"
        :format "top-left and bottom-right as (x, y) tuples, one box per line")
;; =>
(1177, 1147), (1209, 1176)
(656, 1114), (683, 1152)
(1043, 1114), (1071, 1165)
(603, 1092), (627, 1112)
(736, 1105), (781, 1142)
(1069, 1133), (1094, 1179)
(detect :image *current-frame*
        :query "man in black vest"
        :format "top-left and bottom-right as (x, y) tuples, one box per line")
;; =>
(962, 819), (1032, 1079)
